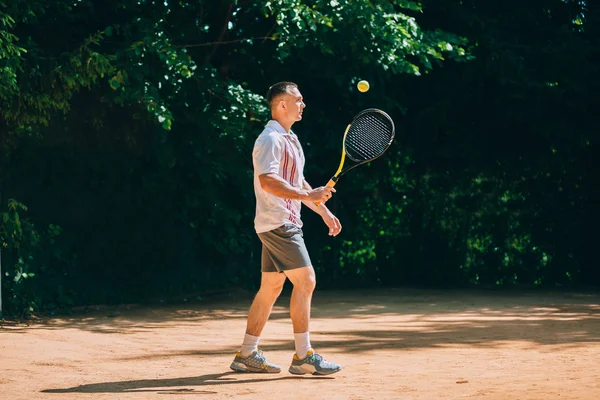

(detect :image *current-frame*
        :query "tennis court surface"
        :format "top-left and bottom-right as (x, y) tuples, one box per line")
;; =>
(2, 288), (599, 399)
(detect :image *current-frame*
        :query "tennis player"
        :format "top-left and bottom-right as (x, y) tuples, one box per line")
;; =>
(230, 82), (342, 375)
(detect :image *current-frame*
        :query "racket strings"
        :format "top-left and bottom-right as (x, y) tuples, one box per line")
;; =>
(345, 112), (394, 162)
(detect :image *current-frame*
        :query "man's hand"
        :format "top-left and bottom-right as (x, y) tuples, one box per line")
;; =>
(300, 179), (340, 236)
(322, 209), (342, 236)
(304, 186), (336, 204)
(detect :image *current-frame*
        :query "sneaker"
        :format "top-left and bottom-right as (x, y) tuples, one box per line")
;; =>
(288, 349), (342, 375)
(230, 350), (281, 373)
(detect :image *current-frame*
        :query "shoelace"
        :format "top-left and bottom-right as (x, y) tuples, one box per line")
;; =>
(307, 352), (326, 364)
(255, 350), (266, 362)
(312, 353), (337, 368)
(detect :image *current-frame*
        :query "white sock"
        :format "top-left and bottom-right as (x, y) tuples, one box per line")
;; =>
(240, 333), (260, 358)
(294, 332), (312, 359)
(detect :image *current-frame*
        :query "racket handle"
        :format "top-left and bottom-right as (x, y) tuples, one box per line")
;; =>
(314, 179), (338, 207)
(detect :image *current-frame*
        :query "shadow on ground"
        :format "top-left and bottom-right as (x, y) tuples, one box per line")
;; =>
(41, 372), (333, 394)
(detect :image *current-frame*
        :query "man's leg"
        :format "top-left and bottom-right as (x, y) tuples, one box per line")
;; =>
(230, 271), (285, 373)
(284, 266), (316, 360)
(284, 265), (341, 375)
(245, 271), (286, 338)
(283, 265), (316, 338)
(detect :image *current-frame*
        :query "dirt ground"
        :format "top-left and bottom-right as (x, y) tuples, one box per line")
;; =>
(1, 288), (600, 400)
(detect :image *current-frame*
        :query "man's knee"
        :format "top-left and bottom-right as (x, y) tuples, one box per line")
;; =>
(289, 266), (316, 293)
(259, 273), (286, 297)
(303, 274), (316, 293)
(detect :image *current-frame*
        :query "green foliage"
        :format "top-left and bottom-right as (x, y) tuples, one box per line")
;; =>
(0, 199), (69, 316)
(1, 26), (113, 132)
(0, 0), (597, 314)
(332, 0), (596, 288)
(0, 11), (25, 101)
(108, 17), (196, 131)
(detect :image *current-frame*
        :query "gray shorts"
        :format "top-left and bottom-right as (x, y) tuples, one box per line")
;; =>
(257, 224), (312, 273)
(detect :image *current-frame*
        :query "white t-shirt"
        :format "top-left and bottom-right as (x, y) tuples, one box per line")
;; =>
(253, 120), (306, 233)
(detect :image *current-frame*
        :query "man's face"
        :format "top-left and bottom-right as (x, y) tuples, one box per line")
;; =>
(284, 87), (306, 121)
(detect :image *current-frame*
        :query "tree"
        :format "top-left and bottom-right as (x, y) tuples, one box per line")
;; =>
(0, 0), (470, 313)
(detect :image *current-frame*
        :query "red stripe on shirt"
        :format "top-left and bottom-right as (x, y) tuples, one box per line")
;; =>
(282, 140), (290, 183)
(281, 138), (301, 225)
(285, 199), (300, 225)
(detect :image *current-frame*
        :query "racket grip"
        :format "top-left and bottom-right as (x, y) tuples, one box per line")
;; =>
(314, 179), (338, 207)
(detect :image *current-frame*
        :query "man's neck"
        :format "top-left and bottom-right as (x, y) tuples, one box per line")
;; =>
(273, 117), (293, 133)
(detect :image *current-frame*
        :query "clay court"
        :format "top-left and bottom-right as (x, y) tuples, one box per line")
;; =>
(2, 288), (599, 400)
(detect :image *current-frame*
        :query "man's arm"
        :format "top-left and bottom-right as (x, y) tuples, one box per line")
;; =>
(301, 179), (330, 216)
(301, 179), (342, 236)
(258, 174), (334, 204)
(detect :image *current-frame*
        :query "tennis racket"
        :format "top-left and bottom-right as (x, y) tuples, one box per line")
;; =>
(316, 108), (395, 206)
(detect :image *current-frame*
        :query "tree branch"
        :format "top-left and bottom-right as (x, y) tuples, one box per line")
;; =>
(176, 33), (310, 48)
(262, 22), (278, 43)
(203, 2), (234, 64)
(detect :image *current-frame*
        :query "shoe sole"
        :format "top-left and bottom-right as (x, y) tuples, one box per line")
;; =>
(230, 361), (281, 373)
(288, 365), (342, 376)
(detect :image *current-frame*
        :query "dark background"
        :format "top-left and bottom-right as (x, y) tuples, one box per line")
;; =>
(0, 0), (597, 315)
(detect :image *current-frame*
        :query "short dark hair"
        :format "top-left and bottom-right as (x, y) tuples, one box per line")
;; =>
(266, 81), (298, 107)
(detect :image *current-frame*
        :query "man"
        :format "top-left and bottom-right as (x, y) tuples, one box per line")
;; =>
(230, 82), (342, 375)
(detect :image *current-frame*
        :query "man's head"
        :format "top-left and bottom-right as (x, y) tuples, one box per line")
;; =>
(266, 82), (305, 128)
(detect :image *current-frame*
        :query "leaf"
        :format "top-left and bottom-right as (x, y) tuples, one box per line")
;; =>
(161, 118), (172, 130)
(109, 77), (121, 90)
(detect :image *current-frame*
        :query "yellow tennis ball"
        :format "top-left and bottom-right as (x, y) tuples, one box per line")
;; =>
(357, 80), (370, 92)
